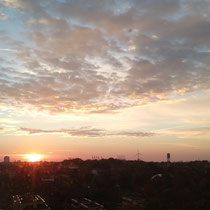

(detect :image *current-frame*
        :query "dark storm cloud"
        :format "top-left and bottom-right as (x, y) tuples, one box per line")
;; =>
(0, 0), (210, 113)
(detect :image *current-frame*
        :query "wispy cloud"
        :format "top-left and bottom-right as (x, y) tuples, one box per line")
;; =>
(18, 126), (154, 138)
(0, 48), (17, 52)
(161, 126), (210, 138)
(0, 7), (8, 20)
(0, 13), (8, 21)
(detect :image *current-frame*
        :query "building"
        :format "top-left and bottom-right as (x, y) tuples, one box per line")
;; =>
(13, 193), (50, 210)
(4, 156), (10, 163)
(167, 153), (171, 163)
(71, 198), (105, 210)
(122, 196), (145, 208)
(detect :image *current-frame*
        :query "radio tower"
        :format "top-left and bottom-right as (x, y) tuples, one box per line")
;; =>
(136, 150), (142, 161)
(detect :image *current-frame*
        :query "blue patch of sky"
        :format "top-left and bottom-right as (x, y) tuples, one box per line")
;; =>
(0, 51), (31, 80)
(65, 18), (95, 29)
(0, 8), (35, 48)
(0, 50), (17, 64)
(47, 7), (96, 30)
(0, 8), (39, 76)
(54, 0), (67, 3)
(0, 8), (24, 39)
(112, 0), (132, 15)
(165, 1), (192, 22)
(0, 48), (25, 74)
(196, 46), (210, 53)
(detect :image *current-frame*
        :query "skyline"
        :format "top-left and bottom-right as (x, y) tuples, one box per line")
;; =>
(0, 0), (210, 162)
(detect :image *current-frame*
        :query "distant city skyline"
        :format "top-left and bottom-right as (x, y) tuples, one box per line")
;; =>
(0, 0), (210, 161)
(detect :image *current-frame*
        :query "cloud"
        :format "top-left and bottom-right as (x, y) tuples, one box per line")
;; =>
(0, 12), (8, 21)
(162, 126), (210, 138)
(0, 48), (17, 52)
(0, 0), (210, 113)
(114, 131), (154, 137)
(18, 126), (154, 138)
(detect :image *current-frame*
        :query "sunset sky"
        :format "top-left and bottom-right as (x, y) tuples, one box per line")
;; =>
(0, 0), (210, 162)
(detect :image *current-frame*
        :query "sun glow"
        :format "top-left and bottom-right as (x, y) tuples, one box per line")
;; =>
(24, 154), (43, 162)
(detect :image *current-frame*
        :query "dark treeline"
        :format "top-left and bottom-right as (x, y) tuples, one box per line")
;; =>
(0, 159), (210, 210)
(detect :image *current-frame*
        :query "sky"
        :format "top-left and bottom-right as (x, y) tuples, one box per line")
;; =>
(0, 0), (210, 162)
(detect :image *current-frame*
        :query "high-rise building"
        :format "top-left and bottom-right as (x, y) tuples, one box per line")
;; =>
(167, 153), (170, 162)
(4, 156), (10, 163)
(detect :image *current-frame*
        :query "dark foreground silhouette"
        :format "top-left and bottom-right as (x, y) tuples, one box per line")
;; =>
(1, 159), (210, 210)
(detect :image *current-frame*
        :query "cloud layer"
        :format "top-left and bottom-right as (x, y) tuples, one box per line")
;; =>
(19, 126), (154, 138)
(0, 0), (210, 113)
(163, 126), (210, 138)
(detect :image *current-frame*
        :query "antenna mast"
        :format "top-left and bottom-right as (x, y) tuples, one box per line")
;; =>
(136, 150), (141, 161)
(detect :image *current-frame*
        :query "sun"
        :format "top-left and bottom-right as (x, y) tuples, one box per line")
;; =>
(24, 154), (43, 162)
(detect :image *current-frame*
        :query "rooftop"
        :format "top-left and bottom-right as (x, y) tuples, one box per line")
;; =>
(13, 194), (50, 210)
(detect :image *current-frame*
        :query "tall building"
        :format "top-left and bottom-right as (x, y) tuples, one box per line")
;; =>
(4, 156), (10, 163)
(167, 153), (171, 163)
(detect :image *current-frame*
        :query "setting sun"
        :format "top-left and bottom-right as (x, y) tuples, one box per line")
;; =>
(24, 154), (43, 162)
